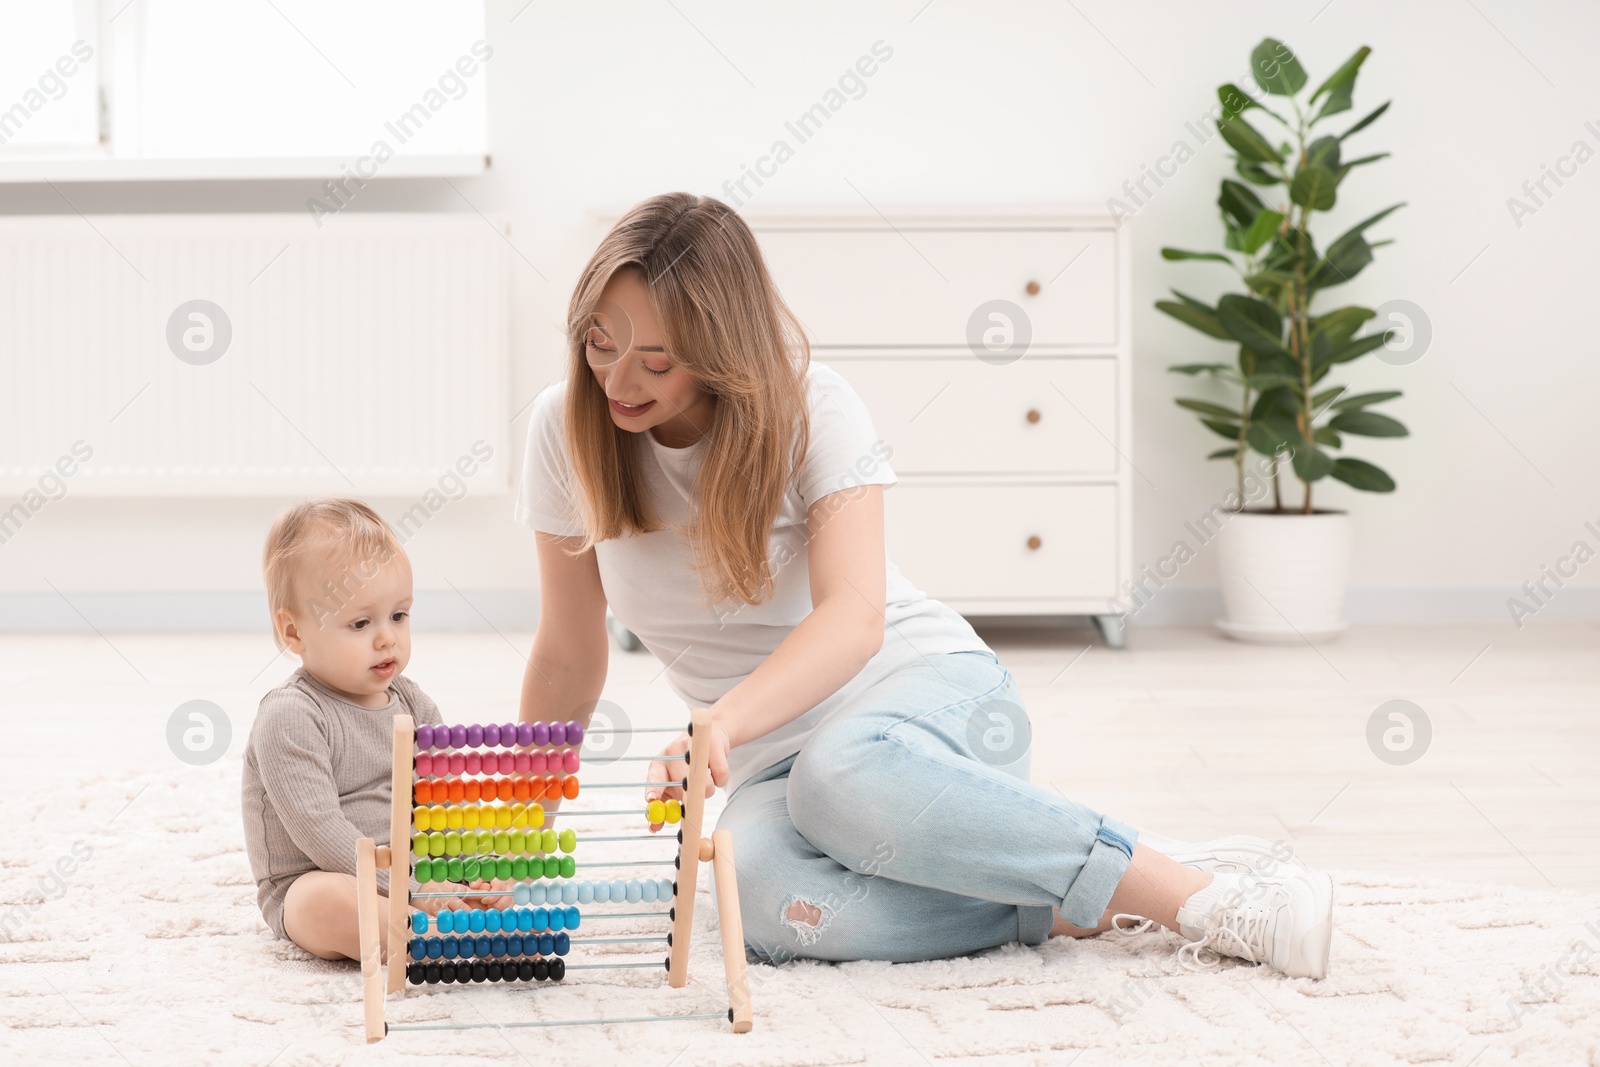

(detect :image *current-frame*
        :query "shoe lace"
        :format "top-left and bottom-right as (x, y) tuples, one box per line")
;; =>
(1110, 913), (1155, 936)
(1176, 897), (1273, 971)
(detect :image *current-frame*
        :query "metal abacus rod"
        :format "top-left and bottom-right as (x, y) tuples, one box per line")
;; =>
(354, 710), (753, 1042)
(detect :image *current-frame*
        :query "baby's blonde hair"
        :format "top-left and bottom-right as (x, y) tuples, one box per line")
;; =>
(262, 497), (407, 649)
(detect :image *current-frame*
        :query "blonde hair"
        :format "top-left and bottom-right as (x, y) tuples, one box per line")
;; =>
(262, 497), (407, 648)
(561, 192), (812, 609)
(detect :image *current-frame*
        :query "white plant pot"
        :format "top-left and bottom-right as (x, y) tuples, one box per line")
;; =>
(1215, 510), (1352, 643)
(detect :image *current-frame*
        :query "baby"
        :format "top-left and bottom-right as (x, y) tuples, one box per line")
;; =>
(241, 496), (500, 960)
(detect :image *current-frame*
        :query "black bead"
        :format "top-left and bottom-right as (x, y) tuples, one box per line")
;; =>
(407, 963), (424, 986)
(518, 959), (535, 982)
(472, 962), (488, 983)
(727, 1008), (734, 1023)
(666, 932), (673, 947)
(440, 963), (457, 983)
(534, 958), (549, 981)
(550, 958), (566, 981)
(672, 881), (678, 896)
(680, 776), (688, 790)
(687, 722), (694, 737)
(673, 855), (680, 869)
(663, 957), (671, 972)
(669, 907), (676, 921)
(486, 961), (503, 982)
(424, 963), (442, 984)
(677, 829), (683, 844)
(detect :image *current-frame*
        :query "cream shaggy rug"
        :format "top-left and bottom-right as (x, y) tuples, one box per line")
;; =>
(2, 765), (1596, 1067)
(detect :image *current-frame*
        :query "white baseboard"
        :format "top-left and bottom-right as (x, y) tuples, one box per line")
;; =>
(2, 587), (1596, 633)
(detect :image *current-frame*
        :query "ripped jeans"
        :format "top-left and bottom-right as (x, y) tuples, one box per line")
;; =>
(712, 648), (1139, 964)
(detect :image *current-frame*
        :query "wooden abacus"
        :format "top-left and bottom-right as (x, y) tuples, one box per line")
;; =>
(354, 707), (753, 1040)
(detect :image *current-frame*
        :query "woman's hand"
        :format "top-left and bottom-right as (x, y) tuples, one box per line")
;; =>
(644, 711), (730, 834)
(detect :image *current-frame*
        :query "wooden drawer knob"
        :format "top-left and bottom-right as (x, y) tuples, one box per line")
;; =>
(1026, 408), (1041, 424)
(1027, 535), (1042, 551)
(1025, 280), (1041, 296)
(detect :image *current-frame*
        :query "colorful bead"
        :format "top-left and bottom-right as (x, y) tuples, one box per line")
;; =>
(415, 753), (433, 777)
(549, 722), (566, 746)
(563, 776), (580, 800)
(548, 907), (564, 932)
(554, 933), (570, 956)
(641, 879), (658, 903)
(559, 856), (576, 879)
(532, 722), (550, 747)
(665, 799), (682, 823)
(567, 721), (584, 745)
(558, 829), (576, 854)
(410, 938), (426, 960)
(465, 751), (481, 776)
(647, 800), (666, 825)
(501, 723), (517, 747)
(483, 723), (500, 747)
(513, 884), (530, 905)
(515, 722), (533, 746)
(416, 725), (434, 750)
(564, 906), (580, 929)
(562, 749), (581, 774)
(467, 725), (483, 748)
(449, 725), (467, 749)
(411, 912), (428, 934)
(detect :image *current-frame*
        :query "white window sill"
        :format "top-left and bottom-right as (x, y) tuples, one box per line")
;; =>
(0, 153), (488, 183)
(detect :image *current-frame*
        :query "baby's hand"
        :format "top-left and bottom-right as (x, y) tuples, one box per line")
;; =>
(411, 879), (470, 916)
(465, 877), (514, 911)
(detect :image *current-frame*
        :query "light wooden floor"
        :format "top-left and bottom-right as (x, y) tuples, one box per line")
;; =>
(5, 622), (1595, 891)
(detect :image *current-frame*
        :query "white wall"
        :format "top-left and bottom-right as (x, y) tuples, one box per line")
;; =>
(3, 0), (1598, 631)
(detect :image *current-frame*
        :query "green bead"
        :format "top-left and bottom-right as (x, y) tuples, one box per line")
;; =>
(559, 855), (576, 879)
(541, 829), (557, 854)
(511, 856), (528, 880)
(427, 831), (445, 857)
(543, 855), (559, 879)
(463, 858), (481, 882)
(558, 829), (577, 854)
(496, 857), (512, 880)
(445, 858), (463, 881)
(508, 830), (526, 854)
(414, 858), (432, 882)
(494, 831), (511, 854)
(443, 832), (461, 856)
(412, 833), (427, 857)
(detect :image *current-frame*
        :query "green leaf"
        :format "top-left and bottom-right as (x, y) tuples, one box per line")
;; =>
(1339, 100), (1390, 141)
(1329, 411), (1408, 437)
(1176, 398), (1243, 419)
(1218, 113), (1283, 165)
(1240, 209), (1284, 255)
(1338, 152), (1389, 170)
(1247, 423), (1292, 456)
(1311, 386), (1348, 410)
(1236, 159), (1281, 186)
(1329, 389), (1401, 411)
(1251, 38), (1308, 96)
(1305, 135), (1341, 171)
(1207, 446), (1241, 460)
(1155, 299), (1231, 340)
(1217, 294), (1292, 360)
(1170, 289), (1215, 311)
(1201, 418), (1245, 440)
(1218, 83), (1291, 127)
(1160, 248), (1235, 264)
(1219, 179), (1269, 231)
(1169, 362), (1235, 376)
(1307, 205), (1403, 291)
(1313, 425), (1342, 448)
(1309, 306), (1375, 349)
(1252, 386), (1303, 449)
(1291, 164), (1339, 210)
(1309, 46), (1371, 119)
(1243, 373), (1300, 391)
(1328, 331), (1394, 363)
(1292, 443), (1336, 482)
(1330, 457), (1396, 492)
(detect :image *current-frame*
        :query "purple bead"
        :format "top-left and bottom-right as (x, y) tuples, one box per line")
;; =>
(532, 722), (550, 747)
(449, 724), (467, 749)
(416, 724), (434, 750)
(502, 724), (518, 748)
(549, 722), (566, 746)
(566, 721), (584, 745)
(516, 722), (534, 746)
(467, 724), (483, 748)
(483, 724), (500, 748)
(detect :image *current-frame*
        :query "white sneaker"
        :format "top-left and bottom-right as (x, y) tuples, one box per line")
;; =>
(1110, 832), (1307, 936)
(1172, 868), (1334, 979)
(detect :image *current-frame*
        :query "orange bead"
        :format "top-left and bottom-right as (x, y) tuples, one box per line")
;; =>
(447, 779), (465, 803)
(463, 779), (480, 803)
(498, 778), (514, 802)
(562, 775), (579, 800)
(414, 781), (430, 804)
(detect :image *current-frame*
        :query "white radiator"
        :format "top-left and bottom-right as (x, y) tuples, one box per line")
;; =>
(0, 213), (509, 497)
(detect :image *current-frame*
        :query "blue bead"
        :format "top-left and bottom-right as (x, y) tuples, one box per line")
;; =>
(538, 933), (554, 955)
(611, 879), (627, 902)
(517, 908), (533, 932)
(529, 883), (547, 905)
(549, 908), (564, 932)
(485, 909), (502, 933)
(476, 935), (491, 957)
(409, 938), (426, 961)
(459, 936), (475, 959)
(562, 883), (579, 905)
(626, 880), (642, 904)
(513, 883), (530, 906)
(411, 911), (428, 934)
(425, 938), (443, 960)
(593, 881), (610, 903)
(490, 936), (507, 958)
(554, 933), (570, 956)
(565, 906), (580, 929)
(660, 878), (675, 900)
(507, 935), (523, 956)
(442, 936), (459, 959)
(532, 907), (548, 931)
(468, 910), (485, 933)
(578, 881), (594, 905)
(641, 880), (658, 903)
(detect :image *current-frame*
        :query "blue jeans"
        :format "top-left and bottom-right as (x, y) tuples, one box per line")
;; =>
(714, 648), (1140, 964)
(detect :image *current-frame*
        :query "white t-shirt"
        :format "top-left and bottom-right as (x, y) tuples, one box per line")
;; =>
(514, 361), (993, 795)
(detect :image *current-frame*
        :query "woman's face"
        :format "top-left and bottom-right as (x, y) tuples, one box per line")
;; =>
(585, 267), (716, 449)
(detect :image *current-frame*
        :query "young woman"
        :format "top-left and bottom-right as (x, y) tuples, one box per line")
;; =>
(514, 192), (1334, 978)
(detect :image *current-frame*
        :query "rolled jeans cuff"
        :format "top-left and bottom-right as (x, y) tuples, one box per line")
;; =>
(1057, 816), (1140, 928)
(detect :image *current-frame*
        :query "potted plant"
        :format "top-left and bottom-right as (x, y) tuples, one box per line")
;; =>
(1158, 37), (1408, 643)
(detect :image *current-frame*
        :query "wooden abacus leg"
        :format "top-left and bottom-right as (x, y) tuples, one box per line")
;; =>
(355, 837), (386, 1043)
(667, 707), (713, 988)
(385, 714), (415, 995)
(710, 829), (753, 1033)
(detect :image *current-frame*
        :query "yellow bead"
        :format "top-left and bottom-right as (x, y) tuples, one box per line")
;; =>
(445, 806), (463, 830)
(665, 799), (682, 824)
(496, 806), (513, 829)
(429, 805), (447, 832)
(647, 799), (667, 825)
(443, 832), (461, 856)
(528, 804), (545, 829)
(412, 806), (428, 831)
(509, 803), (527, 828)
(542, 828), (558, 854)
(494, 831), (511, 854)
(412, 833), (427, 856)
(559, 829), (577, 854)
(477, 830), (494, 855)
(461, 805), (479, 830)
(427, 831), (445, 857)
(509, 830), (526, 854)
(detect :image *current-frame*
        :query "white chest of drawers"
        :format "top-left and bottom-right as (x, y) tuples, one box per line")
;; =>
(745, 209), (1132, 647)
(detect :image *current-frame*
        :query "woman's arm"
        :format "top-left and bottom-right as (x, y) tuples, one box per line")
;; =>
(712, 483), (887, 748)
(520, 531), (609, 728)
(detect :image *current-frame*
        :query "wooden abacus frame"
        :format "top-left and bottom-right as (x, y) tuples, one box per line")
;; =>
(354, 707), (753, 1041)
